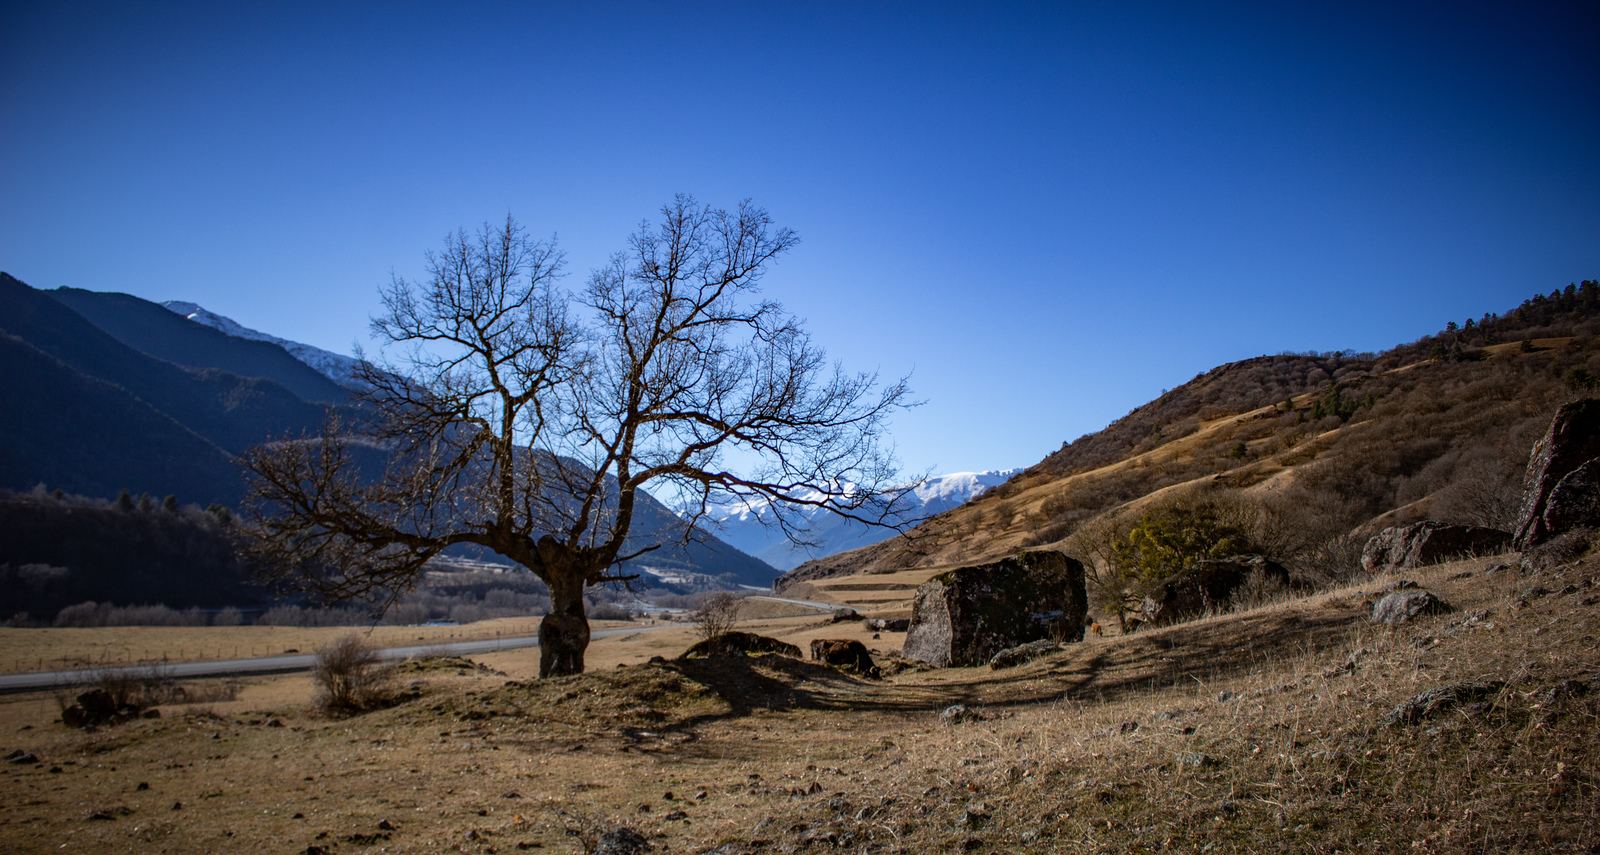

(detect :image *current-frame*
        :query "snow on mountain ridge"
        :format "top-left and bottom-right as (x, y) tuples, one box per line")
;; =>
(692, 469), (1022, 570)
(162, 301), (369, 389)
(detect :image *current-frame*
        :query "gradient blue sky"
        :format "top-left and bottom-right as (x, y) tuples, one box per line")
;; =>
(3, 2), (1597, 476)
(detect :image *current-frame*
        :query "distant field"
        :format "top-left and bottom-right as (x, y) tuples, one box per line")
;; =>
(0, 616), (652, 674)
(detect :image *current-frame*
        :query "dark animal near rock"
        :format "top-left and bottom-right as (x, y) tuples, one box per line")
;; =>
(902, 550), (1088, 667)
(809, 639), (879, 675)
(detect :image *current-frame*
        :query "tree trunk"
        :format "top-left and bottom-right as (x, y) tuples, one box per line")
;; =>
(539, 568), (590, 678)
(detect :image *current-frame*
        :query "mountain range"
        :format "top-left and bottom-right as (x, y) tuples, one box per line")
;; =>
(697, 470), (1021, 571)
(0, 273), (780, 588)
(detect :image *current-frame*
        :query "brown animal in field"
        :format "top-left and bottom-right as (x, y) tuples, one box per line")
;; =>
(809, 638), (880, 677)
(1089, 622), (1103, 637)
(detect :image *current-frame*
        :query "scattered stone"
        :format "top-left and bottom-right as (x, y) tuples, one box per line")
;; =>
(1178, 752), (1219, 769)
(1484, 562), (1514, 579)
(86, 806), (132, 821)
(963, 802), (990, 828)
(1520, 585), (1552, 603)
(376, 819), (395, 830)
(1373, 590), (1452, 626)
(1539, 679), (1593, 706)
(1515, 398), (1600, 548)
(694, 845), (756, 855)
(593, 826), (649, 855)
(663, 810), (688, 821)
(1323, 648), (1376, 677)
(265, 718), (284, 728)
(866, 618), (911, 632)
(1117, 720), (1139, 734)
(1361, 522), (1512, 575)
(809, 639), (880, 676)
(135, 781), (149, 791)
(828, 608), (861, 623)
(1382, 681), (1505, 727)
(939, 704), (984, 725)
(1216, 691), (1237, 702)
(988, 639), (1060, 670)
(5, 750), (38, 765)
(681, 632), (801, 659)
(903, 550), (1088, 667)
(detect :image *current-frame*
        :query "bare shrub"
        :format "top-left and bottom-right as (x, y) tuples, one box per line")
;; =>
(690, 591), (743, 641)
(311, 634), (393, 714)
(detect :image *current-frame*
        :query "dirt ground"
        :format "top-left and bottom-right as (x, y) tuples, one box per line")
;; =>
(2, 554), (1597, 853)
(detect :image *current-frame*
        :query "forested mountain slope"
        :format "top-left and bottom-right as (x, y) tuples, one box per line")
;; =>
(48, 287), (354, 403)
(779, 281), (1600, 590)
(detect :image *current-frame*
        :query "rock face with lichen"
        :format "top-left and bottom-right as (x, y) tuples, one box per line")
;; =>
(1361, 521), (1512, 574)
(1514, 398), (1600, 549)
(901, 551), (1087, 668)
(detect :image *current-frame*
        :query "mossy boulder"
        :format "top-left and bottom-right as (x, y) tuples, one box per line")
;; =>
(901, 551), (1088, 668)
(681, 631), (801, 659)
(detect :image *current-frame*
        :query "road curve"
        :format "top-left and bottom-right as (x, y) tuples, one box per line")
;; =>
(0, 625), (670, 694)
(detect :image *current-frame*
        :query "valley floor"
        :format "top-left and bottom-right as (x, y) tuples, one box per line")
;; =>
(2, 554), (1597, 854)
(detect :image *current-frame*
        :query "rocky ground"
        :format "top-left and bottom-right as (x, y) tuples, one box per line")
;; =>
(2, 552), (1597, 854)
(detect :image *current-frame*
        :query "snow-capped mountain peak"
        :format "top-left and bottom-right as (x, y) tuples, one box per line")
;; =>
(689, 468), (1022, 570)
(162, 301), (369, 389)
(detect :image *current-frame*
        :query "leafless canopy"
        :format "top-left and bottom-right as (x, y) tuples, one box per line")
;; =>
(242, 196), (913, 675)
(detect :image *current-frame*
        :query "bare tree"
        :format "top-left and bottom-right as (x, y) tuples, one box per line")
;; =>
(242, 197), (912, 677)
(689, 590), (743, 641)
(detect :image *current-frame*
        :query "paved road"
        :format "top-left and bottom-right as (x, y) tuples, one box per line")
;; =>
(744, 595), (841, 611)
(0, 626), (669, 694)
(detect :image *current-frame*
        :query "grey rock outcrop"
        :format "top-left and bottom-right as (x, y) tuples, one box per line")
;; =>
(901, 551), (1088, 667)
(1541, 458), (1600, 535)
(1361, 522), (1511, 574)
(988, 639), (1061, 670)
(1372, 590), (1452, 625)
(1139, 554), (1289, 626)
(1514, 398), (1600, 548)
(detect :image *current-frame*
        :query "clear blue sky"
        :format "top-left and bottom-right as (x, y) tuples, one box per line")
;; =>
(4, 1), (1596, 476)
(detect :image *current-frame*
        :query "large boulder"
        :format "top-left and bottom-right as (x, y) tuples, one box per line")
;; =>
(1514, 398), (1600, 549)
(681, 632), (801, 659)
(1360, 521), (1511, 574)
(1542, 458), (1600, 536)
(1138, 555), (1289, 626)
(901, 551), (1087, 668)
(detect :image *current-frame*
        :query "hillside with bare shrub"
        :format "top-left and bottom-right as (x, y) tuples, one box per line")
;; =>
(779, 282), (1600, 592)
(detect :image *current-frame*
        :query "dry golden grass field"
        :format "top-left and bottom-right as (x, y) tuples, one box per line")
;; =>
(2, 553), (1597, 854)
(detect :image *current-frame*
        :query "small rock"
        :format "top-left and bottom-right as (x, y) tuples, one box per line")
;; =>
(1520, 585), (1552, 602)
(663, 810), (688, 821)
(963, 802), (990, 828)
(1372, 590), (1452, 625)
(135, 781), (149, 791)
(940, 704), (984, 725)
(1382, 681), (1505, 727)
(1117, 720), (1139, 734)
(376, 819), (395, 830)
(1178, 752), (1219, 769)
(593, 826), (650, 855)
(1216, 691), (1236, 702)
(6, 750), (38, 765)
(265, 718), (284, 728)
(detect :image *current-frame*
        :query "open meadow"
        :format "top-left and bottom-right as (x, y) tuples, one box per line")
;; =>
(2, 553), (1596, 854)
